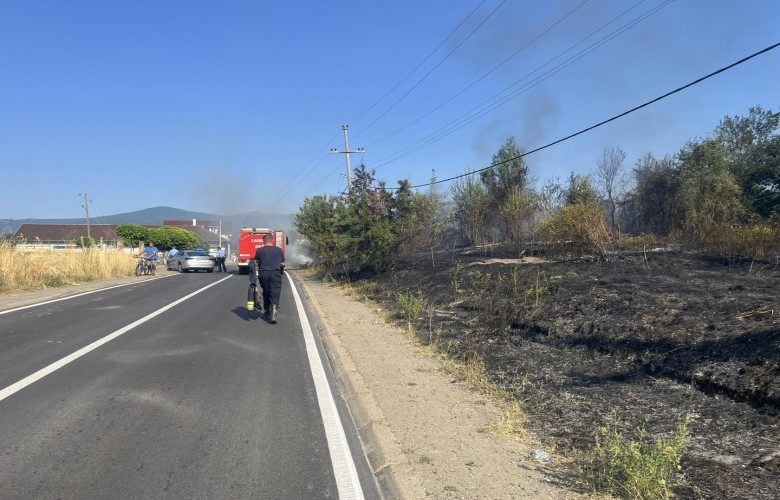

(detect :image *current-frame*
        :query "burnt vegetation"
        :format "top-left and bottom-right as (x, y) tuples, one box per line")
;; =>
(296, 107), (780, 499)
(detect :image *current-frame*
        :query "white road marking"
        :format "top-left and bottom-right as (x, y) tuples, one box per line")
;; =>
(0, 274), (176, 316)
(286, 273), (365, 500)
(0, 275), (232, 403)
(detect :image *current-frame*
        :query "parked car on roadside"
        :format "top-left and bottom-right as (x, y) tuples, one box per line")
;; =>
(166, 249), (216, 273)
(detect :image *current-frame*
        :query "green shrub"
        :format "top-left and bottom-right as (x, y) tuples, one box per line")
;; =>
(620, 233), (659, 252)
(462, 266), (549, 330)
(538, 202), (613, 260)
(396, 290), (426, 323)
(587, 415), (690, 499)
(693, 221), (780, 261)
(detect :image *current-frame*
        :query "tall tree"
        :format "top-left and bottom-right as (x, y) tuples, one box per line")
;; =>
(624, 153), (680, 235)
(595, 146), (627, 227)
(714, 106), (780, 218)
(295, 194), (344, 267)
(480, 136), (532, 241)
(677, 140), (745, 235)
(343, 163), (395, 272)
(451, 172), (489, 246)
(501, 185), (537, 243)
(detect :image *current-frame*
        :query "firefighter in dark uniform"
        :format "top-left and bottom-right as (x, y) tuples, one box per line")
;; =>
(254, 234), (285, 324)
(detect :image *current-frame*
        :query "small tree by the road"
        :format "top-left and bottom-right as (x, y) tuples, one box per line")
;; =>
(539, 174), (612, 260)
(595, 146), (627, 228)
(451, 172), (489, 246)
(565, 172), (600, 206)
(295, 194), (344, 268)
(623, 153), (680, 235)
(501, 185), (537, 244)
(75, 236), (96, 248)
(481, 136), (532, 241)
(393, 176), (446, 266)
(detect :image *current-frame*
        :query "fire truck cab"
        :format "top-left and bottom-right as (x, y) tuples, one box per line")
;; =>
(237, 227), (287, 275)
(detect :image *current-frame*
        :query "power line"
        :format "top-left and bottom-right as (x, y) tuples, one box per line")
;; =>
(279, 153), (365, 213)
(351, 0), (508, 141)
(287, 0), (590, 207)
(363, 0), (595, 149)
(269, 132), (341, 207)
(388, 41), (780, 190)
(347, 0), (489, 126)
(373, 0), (667, 169)
(274, 1), (491, 209)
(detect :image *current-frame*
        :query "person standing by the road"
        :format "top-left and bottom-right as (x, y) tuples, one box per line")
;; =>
(254, 234), (285, 324)
(167, 246), (179, 266)
(216, 247), (227, 272)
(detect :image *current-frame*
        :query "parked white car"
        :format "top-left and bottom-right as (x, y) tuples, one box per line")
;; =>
(166, 249), (216, 273)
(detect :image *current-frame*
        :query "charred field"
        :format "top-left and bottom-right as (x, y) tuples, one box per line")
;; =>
(351, 246), (779, 499)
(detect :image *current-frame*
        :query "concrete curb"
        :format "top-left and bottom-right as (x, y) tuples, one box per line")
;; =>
(290, 271), (426, 500)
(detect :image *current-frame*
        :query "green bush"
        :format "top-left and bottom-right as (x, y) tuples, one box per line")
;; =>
(538, 202), (613, 260)
(693, 221), (780, 261)
(74, 236), (96, 248)
(587, 415), (690, 500)
(461, 266), (549, 330)
(396, 290), (426, 323)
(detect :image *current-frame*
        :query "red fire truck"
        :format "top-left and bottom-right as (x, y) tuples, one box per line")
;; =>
(237, 227), (287, 274)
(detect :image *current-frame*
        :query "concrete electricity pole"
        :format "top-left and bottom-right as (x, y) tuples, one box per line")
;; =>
(330, 125), (364, 193)
(79, 193), (91, 239)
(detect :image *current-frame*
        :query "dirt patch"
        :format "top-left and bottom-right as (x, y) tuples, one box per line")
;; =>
(344, 247), (780, 499)
(468, 256), (549, 266)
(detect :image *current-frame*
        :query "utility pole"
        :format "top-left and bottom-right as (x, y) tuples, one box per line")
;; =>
(79, 193), (91, 239)
(330, 125), (364, 193)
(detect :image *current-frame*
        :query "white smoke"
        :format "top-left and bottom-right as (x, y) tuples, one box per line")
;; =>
(285, 241), (313, 269)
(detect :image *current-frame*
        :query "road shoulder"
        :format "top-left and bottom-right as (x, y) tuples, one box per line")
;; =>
(292, 270), (578, 499)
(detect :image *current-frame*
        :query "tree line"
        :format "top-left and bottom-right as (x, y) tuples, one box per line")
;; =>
(296, 106), (780, 271)
(115, 224), (209, 251)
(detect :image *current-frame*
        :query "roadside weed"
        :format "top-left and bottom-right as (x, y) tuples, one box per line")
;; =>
(464, 266), (550, 329)
(450, 261), (465, 294)
(587, 414), (690, 500)
(484, 402), (526, 439)
(344, 280), (379, 301)
(397, 290), (426, 324)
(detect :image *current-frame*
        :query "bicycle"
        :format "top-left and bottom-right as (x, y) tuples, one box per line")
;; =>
(135, 257), (156, 276)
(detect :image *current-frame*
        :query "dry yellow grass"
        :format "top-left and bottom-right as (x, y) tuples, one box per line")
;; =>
(0, 244), (136, 293)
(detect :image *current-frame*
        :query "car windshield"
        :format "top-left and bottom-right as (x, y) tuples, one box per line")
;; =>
(187, 251), (210, 257)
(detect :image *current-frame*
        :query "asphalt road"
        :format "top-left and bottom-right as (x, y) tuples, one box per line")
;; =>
(0, 269), (379, 499)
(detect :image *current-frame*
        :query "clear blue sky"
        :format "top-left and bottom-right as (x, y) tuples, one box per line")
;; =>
(1, 0), (778, 220)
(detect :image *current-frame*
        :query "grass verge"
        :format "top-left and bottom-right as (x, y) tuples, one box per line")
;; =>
(0, 245), (137, 293)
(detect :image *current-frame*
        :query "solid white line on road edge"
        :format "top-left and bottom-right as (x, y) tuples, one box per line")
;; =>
(286, 273), (365, 500)
(0, 275), (233, 403)
(0, 274), (177, 316)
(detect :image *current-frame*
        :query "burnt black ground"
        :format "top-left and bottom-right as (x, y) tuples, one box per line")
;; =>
(341, 246), (779, 499)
